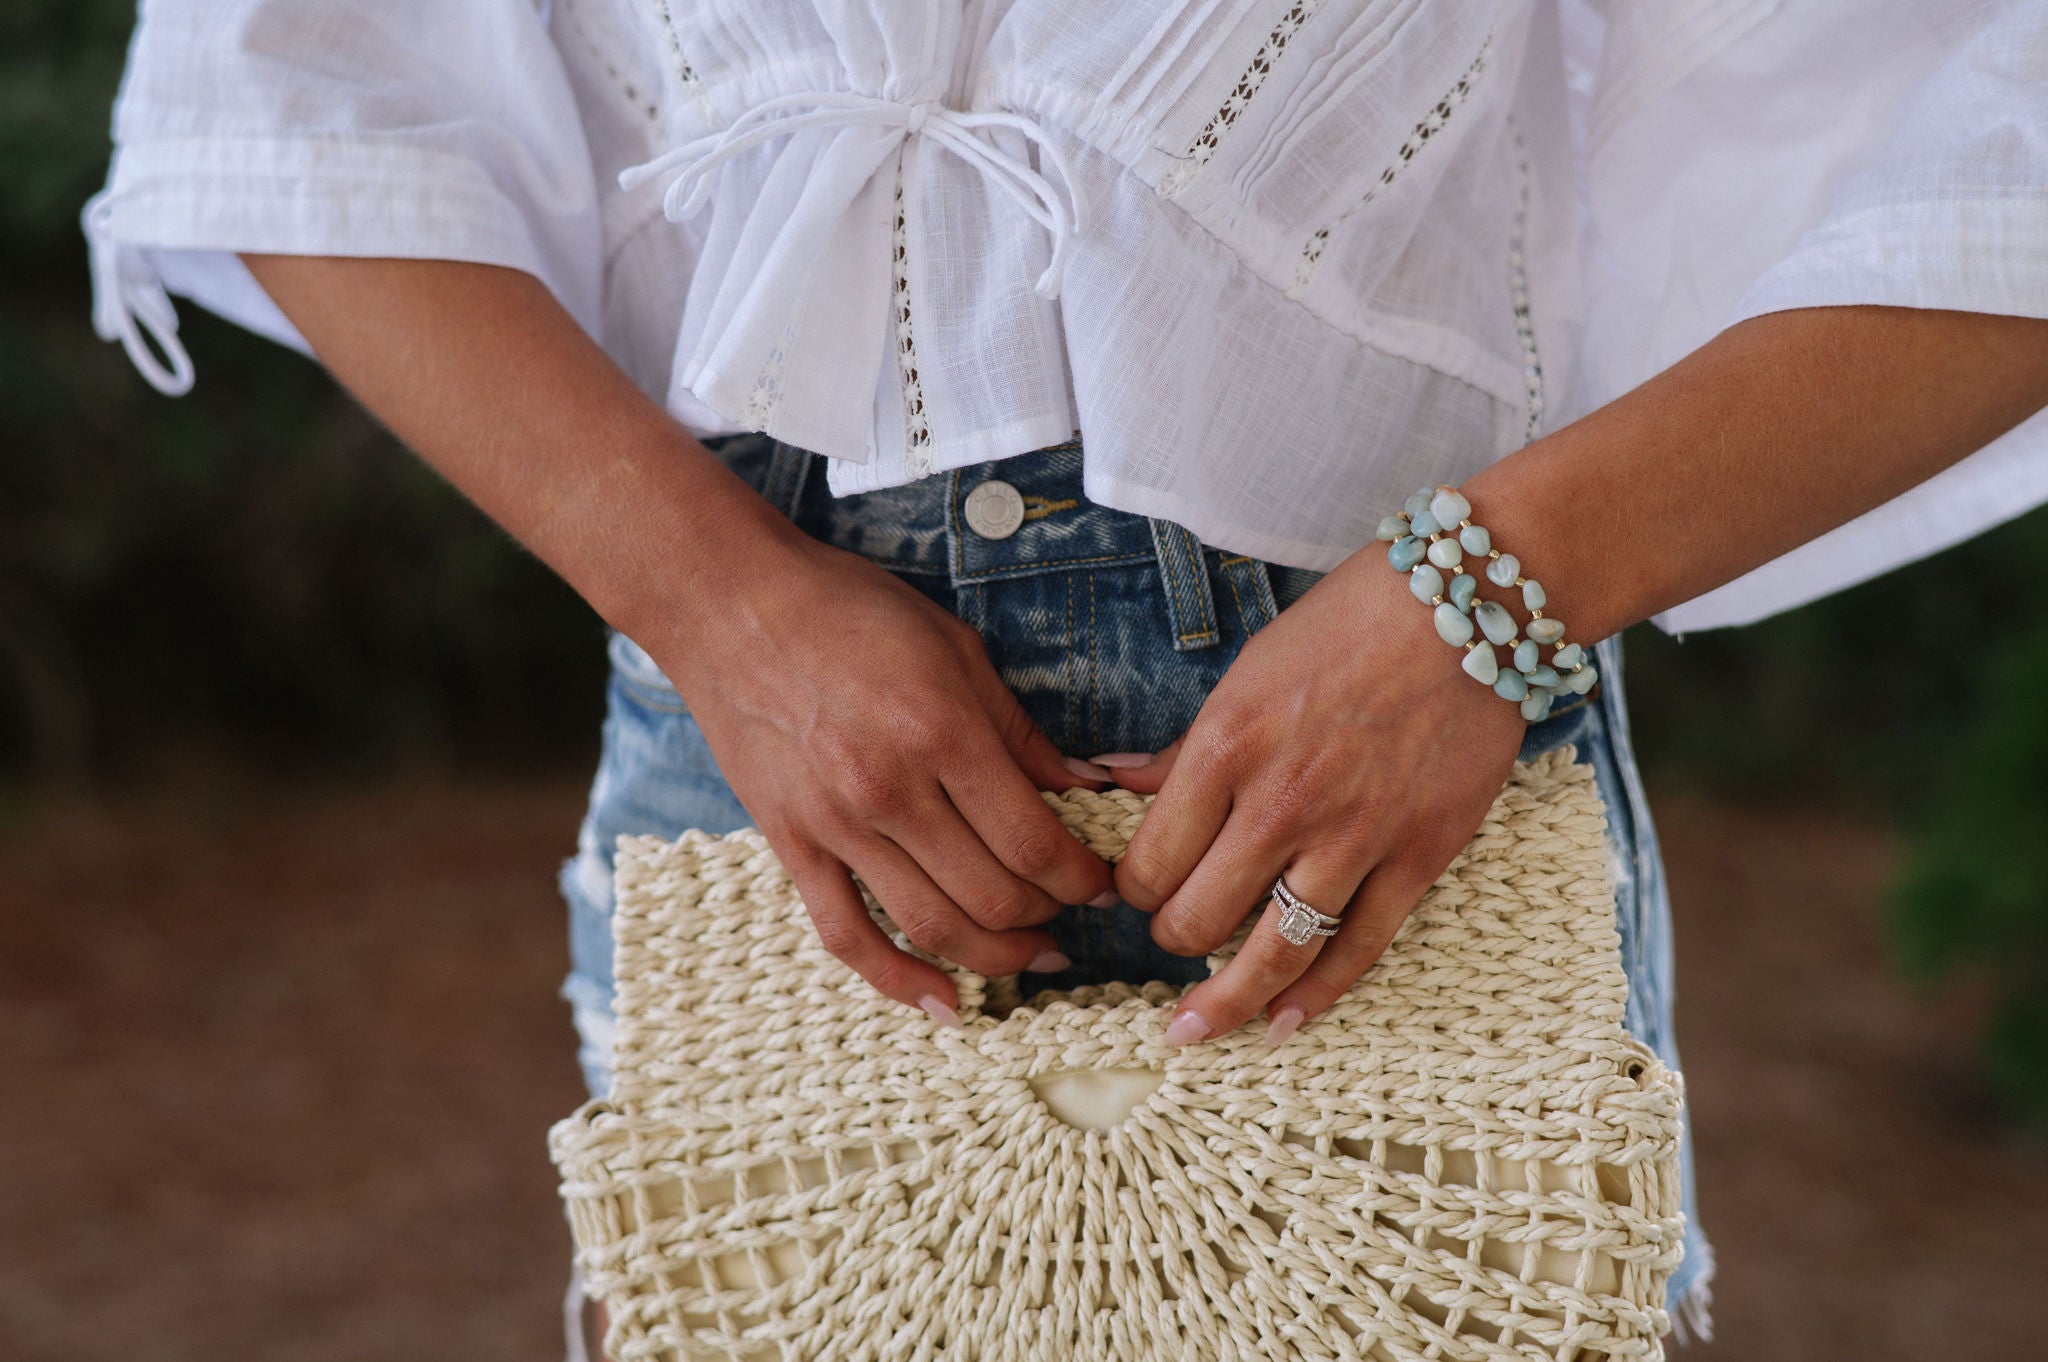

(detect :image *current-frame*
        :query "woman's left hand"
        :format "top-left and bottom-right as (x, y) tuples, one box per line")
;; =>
(1106, 547), (1528, 1047)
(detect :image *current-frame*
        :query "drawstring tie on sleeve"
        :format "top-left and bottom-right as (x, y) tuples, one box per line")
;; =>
(618, 92), (1087, 301)
(82, 190), (195, 397)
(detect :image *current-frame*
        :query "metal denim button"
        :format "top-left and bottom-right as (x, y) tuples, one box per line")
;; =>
(963, 478), (1026, 540)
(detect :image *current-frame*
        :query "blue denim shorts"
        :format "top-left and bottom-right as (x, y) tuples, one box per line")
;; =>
(556, 433), (1714, 1328)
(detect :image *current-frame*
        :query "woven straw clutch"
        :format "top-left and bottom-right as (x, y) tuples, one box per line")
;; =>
(551, 747), (1686, 1362)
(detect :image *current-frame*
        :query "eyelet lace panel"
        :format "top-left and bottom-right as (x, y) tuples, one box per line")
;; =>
(1156, 1), (1328, 201)
(1283, 31), (1493, 300)
(892, 171), (934, 471)
(741, 319), (797, 432)
(645, 0), (718, 125)
(1508, 120), (1545, 446)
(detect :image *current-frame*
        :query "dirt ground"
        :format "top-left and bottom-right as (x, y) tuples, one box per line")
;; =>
(1, 774), (2042, 1361)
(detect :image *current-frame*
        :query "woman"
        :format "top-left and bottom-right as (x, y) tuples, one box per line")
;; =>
(86, 0), (2048, 1344)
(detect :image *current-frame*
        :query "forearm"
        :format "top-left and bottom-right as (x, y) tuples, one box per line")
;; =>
(1469, 305), (2048, 639)
(238, 255), (802, 642)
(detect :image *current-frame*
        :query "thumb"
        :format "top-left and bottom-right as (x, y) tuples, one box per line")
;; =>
(1086, 739), (1182, 795)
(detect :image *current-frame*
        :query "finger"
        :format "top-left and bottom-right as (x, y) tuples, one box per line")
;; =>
(938, 729), (1119, 910)
(781, 843), (964, 1023)
(1162, 851), (1366, 1043)
(849, 832), (1066, 978)
(956, 637), (1115, 793)
(1146, 807), (1298, 956)
(1113, 734), (1233, 913)
(1090, 738), (1181, 795)
(1263, 864), (1435, 1042)
(876, 786), (1070, 933)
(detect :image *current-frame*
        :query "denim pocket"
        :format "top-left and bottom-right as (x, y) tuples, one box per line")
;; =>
(607, 629), (688, 711)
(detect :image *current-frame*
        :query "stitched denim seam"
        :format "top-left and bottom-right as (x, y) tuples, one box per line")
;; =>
(1150, 522), (1219, 648)
(1221, 555), (1279, 634)
(1180, 533), (1217, 641)
(1248, 559), (1279, 628)
(1064, 573), (1078, 749)
(1220, 557), (1251, 637)
(1088, 571), (1100, 754)
(952, 551), (1157, 584)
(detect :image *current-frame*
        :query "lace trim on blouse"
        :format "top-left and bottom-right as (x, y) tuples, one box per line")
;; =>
(891, 169), (934, 469)
(645, 0), (718, 125)
(1156, 1), (1328, 201)
(742, 319), (796, 432)
(1284, 31), (1493, 300)
(1508, 119), (1545, 445)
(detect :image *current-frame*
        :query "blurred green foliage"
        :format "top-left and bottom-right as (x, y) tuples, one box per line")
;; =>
(1624, 525), (2048, 1128)
(1, 0), (607, 776)
(1885, 620), (2048, 1127)
(3, 0), (2044, 1118)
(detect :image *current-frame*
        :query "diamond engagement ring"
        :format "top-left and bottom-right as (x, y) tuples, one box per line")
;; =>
(1270, 875), (1343, 946)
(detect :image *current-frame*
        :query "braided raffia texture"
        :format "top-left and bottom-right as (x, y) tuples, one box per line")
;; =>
(551, 748), (1685, 1362)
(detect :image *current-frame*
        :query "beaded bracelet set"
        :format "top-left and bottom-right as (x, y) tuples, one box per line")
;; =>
(1378, 485), (1596, 722)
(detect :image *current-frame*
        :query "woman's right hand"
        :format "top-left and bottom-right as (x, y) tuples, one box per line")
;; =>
(641, 522), (1118, 1022)
(234, 254), (1111, 1021)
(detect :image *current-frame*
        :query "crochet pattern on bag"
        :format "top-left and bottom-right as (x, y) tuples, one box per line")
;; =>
(551, 747), (1686, 1362)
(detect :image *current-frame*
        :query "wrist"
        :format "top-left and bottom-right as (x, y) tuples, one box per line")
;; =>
(1457, 429), (1671, 644)
(539, 423), (811, 649)
(1371, 480), (1604, 722)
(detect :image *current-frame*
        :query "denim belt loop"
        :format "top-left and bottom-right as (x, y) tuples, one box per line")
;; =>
(1216, 553), (1281, 635)
(1147, 518), (1221, 651)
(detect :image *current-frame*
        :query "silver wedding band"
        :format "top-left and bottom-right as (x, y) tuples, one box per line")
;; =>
(1270, 874), (1343, 947)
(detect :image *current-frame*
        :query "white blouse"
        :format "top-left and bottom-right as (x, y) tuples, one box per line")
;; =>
(86, 0), (2048, 633)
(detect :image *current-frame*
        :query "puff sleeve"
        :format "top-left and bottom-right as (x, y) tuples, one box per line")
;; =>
(84, 0), (603, 394)
(1572, 0), (2048, 632)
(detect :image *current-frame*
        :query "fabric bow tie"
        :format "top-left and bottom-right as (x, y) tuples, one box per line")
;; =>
(619, 91), (1087, 301)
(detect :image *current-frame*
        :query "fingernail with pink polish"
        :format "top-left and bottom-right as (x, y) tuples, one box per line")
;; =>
(918, 994), (963, 1029)
(1163, 1008), (1212, 1046)
(1063, 756), (1114, 782)
(1263, 1005), (1305, 1050)
(1088, 752), (1154, 768)
(1087, 889), (1121, 908)
(1025, 949), (1071, 973)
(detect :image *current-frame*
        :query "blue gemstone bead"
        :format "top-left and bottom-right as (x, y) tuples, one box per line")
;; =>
(1376, 514), (1409, 542)
(1426, 538), (1463, 570)
(1526, 618), (1566, 645)
(1493, 670), (1529, 702)
(1409, 564), (1445, 603)
(1520, 691), (1555, 723)
(1462, 643), (1499, 684)
(1404, 489), (1435, 519)
(1409, 509), (1442, 537)
(1487, 554), (1520, 588)
(1514, 639), (1539, 673)
(1447, 573), (1477, 611)
(1525, 665), (1561, 688)
(1552, 643), (1584, 671)
(1388, 536), (1426, 571)
(1523, 579), (1547, 611)
(1565, 664), (1599, 695)
(1475, 600), (1516, 646)
(1434, 602), (1475, 647)
(1429, 488), (1472, 527)
(1459, 524), (1491, 555)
